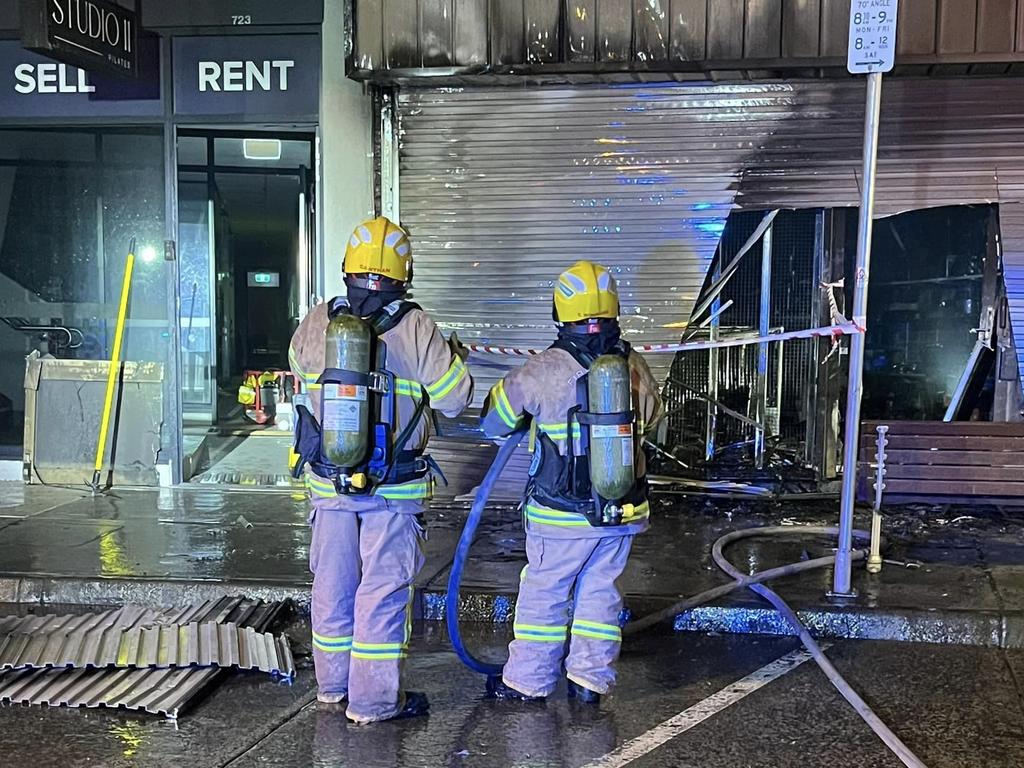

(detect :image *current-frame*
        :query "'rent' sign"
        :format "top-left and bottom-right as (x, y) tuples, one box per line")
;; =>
(172, 35), (320, 117)
(19, 0), (138, 78)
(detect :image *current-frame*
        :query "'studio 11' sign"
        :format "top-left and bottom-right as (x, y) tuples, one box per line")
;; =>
(19, 0), (139, 79)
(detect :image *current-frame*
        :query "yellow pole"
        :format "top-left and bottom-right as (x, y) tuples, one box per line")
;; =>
(91, 238), (136, 491)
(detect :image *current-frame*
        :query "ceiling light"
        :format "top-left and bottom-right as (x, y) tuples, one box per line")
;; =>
(244, 138), (282, 161)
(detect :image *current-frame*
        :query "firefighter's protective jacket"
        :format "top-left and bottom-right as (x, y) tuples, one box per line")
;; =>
(289, 301), (473, 502)
(481, 347), (663, 538)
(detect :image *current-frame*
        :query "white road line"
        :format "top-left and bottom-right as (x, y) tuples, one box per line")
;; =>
(584, 646), (819, 768)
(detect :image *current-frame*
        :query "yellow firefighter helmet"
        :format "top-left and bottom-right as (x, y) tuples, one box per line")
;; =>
(343, 216), (412, 283)
(553, 260), (619, 323)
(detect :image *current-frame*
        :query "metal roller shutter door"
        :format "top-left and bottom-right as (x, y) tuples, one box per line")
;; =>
(398, 79), (1024, 404)
(398, 85), (741, 402)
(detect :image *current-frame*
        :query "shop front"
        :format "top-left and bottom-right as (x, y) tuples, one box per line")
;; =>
(353, 0), (1024, 478)
(0, 3), (334, 486)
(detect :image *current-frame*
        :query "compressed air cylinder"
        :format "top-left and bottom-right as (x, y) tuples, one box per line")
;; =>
(587, 354), (635, 500)
(321, 314), (371, 467)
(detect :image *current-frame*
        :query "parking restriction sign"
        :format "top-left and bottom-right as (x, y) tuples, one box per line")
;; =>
(847, 0), (899, 75)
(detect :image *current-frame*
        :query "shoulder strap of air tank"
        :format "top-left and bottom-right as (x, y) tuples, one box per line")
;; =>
(368, 300), (421, 336)
(549, 336), (599, 369)
(326, 296), (350, 319)
(550, 337), (632, 373)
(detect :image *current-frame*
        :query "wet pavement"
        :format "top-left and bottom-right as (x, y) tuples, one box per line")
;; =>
(3, 481), (1024, 647)
(188, 432), (299, 487)
(0, 616), (1021, 768)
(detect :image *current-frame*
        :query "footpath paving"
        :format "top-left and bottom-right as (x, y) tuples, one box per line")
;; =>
(2, 481), (1023, 647)
(0, 621), (1020, 767)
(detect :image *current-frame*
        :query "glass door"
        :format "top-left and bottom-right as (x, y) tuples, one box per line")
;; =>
(176, 131), (314, 480)
(177, 170), (218, 424)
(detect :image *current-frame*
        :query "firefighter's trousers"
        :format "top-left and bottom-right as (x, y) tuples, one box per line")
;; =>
(309, 495), (424, 723)
(502, 532), (633, 697)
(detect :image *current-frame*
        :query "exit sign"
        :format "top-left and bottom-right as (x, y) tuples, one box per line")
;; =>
(247, 271), (280, 288)
(847, 0), (898, 75)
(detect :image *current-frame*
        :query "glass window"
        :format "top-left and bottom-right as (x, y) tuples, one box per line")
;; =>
(0, 128), (173, 466)
(176, 135), (208, 167)
(0, 130), (96, 163)
(859, 205), (990, 420)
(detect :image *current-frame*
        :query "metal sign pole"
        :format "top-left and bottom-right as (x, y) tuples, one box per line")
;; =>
(833, 0), (897, 597)
(833, 71), (883, 596)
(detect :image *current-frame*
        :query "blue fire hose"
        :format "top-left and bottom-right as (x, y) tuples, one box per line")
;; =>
(444, 428), (926, 767)
(445, 429), (527, 675)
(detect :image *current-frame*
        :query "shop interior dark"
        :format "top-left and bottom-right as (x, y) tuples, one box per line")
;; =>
(0, 128), (1001, 484)
(177, 132), (313, 429)
(663, 205), (993, 481)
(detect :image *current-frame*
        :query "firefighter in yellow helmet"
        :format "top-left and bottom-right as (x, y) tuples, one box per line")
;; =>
(480, 260), (663, 702)
(289, 217), (473, 722)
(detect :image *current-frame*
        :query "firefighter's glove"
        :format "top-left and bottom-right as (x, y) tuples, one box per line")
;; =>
(448, 332), (470, 362)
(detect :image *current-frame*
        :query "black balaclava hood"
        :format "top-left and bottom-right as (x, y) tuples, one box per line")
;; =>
(557, 318), (622, 359)
(345, 278), (407, 319)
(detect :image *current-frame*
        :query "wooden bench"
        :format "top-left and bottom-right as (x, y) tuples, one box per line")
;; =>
(858, 421), (1024, 504)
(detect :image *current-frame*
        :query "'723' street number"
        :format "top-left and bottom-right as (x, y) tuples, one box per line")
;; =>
(232, 15), (252, 25)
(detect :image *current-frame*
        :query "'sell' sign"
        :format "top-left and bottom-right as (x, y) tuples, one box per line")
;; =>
(19, 0), (138, 79)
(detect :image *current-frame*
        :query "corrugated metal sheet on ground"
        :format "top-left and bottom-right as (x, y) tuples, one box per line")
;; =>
(0, 621), (293, 677)
(400, 77), (1024, 406)
(0, 605), (167, 637)
(0, 596), (289, 718)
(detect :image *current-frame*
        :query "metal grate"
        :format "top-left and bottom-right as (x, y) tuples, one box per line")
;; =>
(769, 210), (818, 440)
(397, 85), (734, 404)
(665, 210), (818, 463)
(395, 77), (1024, 474)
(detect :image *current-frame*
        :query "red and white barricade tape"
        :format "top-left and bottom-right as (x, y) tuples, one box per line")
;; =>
(466, 322), (864, 358)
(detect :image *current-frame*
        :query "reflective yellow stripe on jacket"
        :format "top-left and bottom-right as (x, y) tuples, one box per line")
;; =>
(537, 422), (582, 442)
(489, 381), (519, 429)
(425, 357), (468, 401)
(395, 378), (424, 399)
(524, 500), (650, 529)
(292, 362), (423, 400)
(306, 474), (434, 501)
(289, 347), (319, 389)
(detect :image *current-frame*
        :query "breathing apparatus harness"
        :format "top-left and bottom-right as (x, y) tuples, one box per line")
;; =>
(292, 296), (430, 495)
(527, 320), (644, 527)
